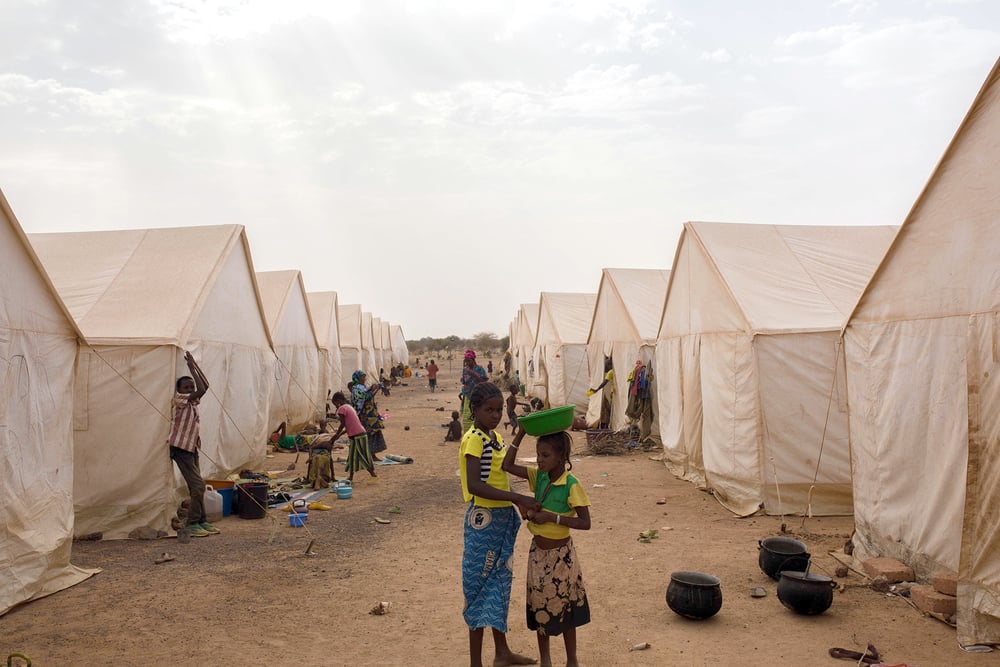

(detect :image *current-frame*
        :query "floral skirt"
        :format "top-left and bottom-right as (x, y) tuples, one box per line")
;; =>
(526, 538), (591, 636)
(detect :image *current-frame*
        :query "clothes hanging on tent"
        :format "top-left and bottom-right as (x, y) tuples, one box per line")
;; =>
(625, 361), (654, 439)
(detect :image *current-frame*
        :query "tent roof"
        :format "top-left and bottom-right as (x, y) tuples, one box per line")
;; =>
(307, 291), (340, 351)
(536, 292), (597, 345)
(589, 268), (669, 345)
(256, 270), (320, 348)
(849, 57), (1000, 324)
(515, 303), (540, 346)
(0, 188), (83, 340)
(30, 224), (272, 347)
(668, 222), (897, 334)
(338, 303), (362, 348)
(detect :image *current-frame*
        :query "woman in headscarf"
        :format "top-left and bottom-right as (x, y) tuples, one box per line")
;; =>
(459, 350), (488, 434)
(350, 370), (388, 461)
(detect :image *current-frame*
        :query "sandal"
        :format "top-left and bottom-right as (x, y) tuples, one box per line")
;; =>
(829, 644), (881, 664)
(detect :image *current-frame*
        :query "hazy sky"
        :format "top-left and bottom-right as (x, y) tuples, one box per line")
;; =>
(2, 1), (998, 338)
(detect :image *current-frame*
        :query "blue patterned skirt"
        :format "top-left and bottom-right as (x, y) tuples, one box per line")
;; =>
(462, 504), (521, 631)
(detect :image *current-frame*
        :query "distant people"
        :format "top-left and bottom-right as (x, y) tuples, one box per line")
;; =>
(426, 359), (439, 392)
(168, 351), (219, 538)
(445, 410), (463, 442)
(505, 384), (527, 434)
(305, 420), (336, 489)
(487, 360), (494, 375)
(329, 391), (377, 484)
(351, 370), (389, 462)
(587, 358), (615, 429)
(503, 350), (512, 375)
(460, 350), (489, 434)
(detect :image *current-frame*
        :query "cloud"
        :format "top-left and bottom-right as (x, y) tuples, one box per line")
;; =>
(831, 0), (877, 17)
(737, 105), (804, 137)
(775, 17), (1000, 90)
(701, 48), (732, 63)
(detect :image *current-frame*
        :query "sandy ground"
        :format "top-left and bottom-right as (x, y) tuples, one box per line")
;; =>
(0, 367), (988, 666)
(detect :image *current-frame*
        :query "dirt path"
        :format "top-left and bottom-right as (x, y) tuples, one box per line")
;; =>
(0, 368), (982, 665)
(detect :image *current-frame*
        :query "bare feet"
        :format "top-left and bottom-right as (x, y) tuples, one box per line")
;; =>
(494, 652), (537, 666)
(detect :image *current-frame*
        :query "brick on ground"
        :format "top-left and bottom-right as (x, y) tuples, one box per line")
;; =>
(862, 557), (914, 583)
(932, 571), (958, 596)
(910, 584), (957, 615)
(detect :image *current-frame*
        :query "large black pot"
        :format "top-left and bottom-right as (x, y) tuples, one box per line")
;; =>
(777, 571), (836, 615)
(666, 571), (723, 620)
(758, 537), (810, 581)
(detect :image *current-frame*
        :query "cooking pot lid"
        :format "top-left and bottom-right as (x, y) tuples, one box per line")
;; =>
(779, 571), (831, 583)
(670, 571), (721, 587)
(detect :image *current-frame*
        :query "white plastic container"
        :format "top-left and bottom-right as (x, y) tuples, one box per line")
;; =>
(204, 485), (223, 522)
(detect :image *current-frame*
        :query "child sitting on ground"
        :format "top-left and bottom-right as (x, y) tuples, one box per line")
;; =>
(444, 410), (463, 442)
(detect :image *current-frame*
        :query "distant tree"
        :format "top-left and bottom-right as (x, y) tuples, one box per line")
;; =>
(473, 331), (498, 352)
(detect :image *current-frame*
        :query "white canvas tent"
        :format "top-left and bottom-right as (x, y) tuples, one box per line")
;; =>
(532, 292), (596, 411)
(380, 320), (392, 369)
(307, 291), (345, 405)
(844, 58), (1000, 647)
(361, 311), (378, 379)
(389, 324), (409, 365)
(256, 270), (322, 429)
(654, 222), (896, 517)
(511, 303), (539, 391)
(338, 303), (364, 379)
(31, 225), (274, 539)
(372, 316), (386, 376)
(0, 189), (96, 615)
(585, 268), (670, 435)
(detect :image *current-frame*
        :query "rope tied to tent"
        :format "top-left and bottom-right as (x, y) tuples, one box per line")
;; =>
(799, 338), (843, 530)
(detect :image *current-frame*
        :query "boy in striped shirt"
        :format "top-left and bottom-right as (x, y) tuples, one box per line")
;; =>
(168, 351), (218, 537)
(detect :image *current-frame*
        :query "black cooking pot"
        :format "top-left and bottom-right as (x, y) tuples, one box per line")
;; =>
(666, 571), (723, 620)
(758, 537), (810, 580)
(777, 571), (836, 615)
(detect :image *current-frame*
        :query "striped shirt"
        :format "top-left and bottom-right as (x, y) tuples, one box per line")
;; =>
(166, 393), (201, 453)
(458, 427), (510, 509)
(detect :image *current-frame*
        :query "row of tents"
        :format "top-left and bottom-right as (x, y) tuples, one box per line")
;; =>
(508, 58), (1000, 647)
(1, 208), (408, 615)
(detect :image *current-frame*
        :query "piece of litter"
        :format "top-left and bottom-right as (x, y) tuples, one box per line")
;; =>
(600, 472), (610, 477)
(572, 457), (582, 462)
(750, 587), (767, 598)
(656, 497), (667, 505)
(389, 505), (402, 514)
(154, 552), (176, 565)
(592, 483), (606, 488)
(629, 642), (650, 652)
(369, 601), (391, 615)
(374, 517), (391, 524)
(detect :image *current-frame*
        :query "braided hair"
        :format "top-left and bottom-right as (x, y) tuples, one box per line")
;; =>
(469, 380), (502, 412)
(537, 431), (573, 470)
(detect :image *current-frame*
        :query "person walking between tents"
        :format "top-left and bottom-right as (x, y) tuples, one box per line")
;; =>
(168, 351), (219, 538)
(460, 349), (488, 434)
(586, 358), (614, 430)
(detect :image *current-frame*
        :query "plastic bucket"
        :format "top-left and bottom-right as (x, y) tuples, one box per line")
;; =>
(289, 513), (307, 527)
(204, 485), (223, 522)
(218, 487), (234, 517)
(236, 482), (268, 519)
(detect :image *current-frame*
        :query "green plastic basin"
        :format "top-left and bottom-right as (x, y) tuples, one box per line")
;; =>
(517, 405), (575, 436)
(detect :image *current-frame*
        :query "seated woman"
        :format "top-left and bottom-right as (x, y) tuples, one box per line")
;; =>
(304, 422), (336, 489)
